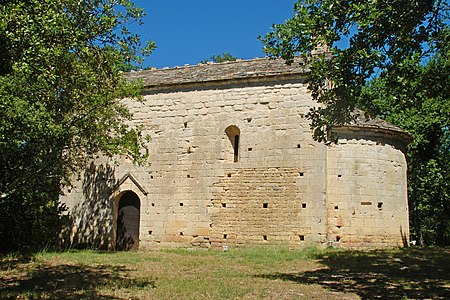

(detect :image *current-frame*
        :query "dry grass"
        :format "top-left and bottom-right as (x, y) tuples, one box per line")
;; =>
(0, 246), (449, 299)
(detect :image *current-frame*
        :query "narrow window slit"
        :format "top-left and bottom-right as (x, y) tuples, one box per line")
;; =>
(233, 135), (239, 162)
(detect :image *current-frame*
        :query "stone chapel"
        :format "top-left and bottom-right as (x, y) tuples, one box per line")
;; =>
(60, 57), (411, 250)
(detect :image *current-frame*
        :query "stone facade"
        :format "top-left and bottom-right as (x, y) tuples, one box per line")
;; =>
(60, 57), (411, 250)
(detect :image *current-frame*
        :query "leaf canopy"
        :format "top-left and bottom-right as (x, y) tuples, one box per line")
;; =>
(0, 0), (154, 251)
(262, 0), (450, 245)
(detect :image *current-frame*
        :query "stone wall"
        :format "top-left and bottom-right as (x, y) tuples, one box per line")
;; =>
(128, 77), (328, 249)
(326, 127), (409, 247)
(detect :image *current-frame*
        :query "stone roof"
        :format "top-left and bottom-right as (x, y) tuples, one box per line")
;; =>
(341, 109), (412, 141)
(125, 57), (307, 88)
(350, 109), (399, 131)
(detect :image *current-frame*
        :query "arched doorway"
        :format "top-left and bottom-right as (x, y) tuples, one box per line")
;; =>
(116, 191), (141, 250)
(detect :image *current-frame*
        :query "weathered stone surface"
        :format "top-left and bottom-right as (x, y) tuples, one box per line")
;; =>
(60, 57), (410, 250)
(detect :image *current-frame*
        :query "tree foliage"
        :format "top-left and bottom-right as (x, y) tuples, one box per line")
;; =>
(0, 0), (154, 252)
(200, 52), (238, 63)
(262, 0), (450, 245)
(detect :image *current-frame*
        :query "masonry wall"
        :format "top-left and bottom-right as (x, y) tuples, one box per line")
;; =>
(127, 77), (327, 249)
(326, 127), (410, 248)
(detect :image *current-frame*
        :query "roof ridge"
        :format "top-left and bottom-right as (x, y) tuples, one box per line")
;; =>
(125, 56), (307, 87)
(139, 56), (277, 72)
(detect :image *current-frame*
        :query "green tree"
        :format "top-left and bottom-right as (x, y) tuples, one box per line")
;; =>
(262, 0), (450, 245)
(200, 52), (238, 63)
(0, 0), (154, 252)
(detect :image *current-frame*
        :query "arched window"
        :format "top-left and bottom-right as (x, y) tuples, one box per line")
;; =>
(225, 125), (240, 163)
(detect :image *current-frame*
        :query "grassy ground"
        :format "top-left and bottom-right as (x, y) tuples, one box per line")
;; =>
(0, 246), (449, 299)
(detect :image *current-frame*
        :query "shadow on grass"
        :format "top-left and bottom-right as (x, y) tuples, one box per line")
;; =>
(0, 262), (155, 299)
(257, 247), (450, 299)
(0, 255), (32, 272)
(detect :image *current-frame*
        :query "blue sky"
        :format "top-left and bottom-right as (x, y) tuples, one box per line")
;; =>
(133, 0), (296, 68)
